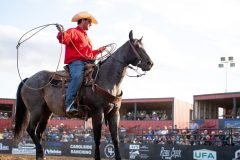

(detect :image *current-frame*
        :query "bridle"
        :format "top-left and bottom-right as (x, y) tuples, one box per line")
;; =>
(110, 40), (146, 77)
(128, 40), (142, 66)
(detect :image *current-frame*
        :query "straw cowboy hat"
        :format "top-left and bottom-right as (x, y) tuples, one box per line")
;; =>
(71, 11), (98, 24)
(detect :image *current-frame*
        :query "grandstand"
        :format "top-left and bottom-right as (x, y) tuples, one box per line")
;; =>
(0, 95), (240, 159)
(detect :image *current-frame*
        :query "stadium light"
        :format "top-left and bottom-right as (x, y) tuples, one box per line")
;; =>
(218, 56), (235, 92)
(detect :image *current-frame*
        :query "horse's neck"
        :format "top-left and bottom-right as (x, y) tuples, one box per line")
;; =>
(97, 48), (129, 93)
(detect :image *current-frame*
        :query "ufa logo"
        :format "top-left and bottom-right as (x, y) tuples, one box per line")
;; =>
(104, 144), (115, 158)
(193, 149), (216, 160)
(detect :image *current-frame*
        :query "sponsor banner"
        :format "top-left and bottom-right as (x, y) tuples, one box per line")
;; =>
(1, 139), (240, 159)
(100, 143), (126, 159)
(159, 146), (183, 160)
(12, 148), (36, 155)
(232, 149), (240, 160)
(190, 146), (240, 160)
(104, 144), (115, 158)
(43, 141), (63, 156)
(193, 149), (216, 160)
(0, 140), (11, 154)
(12, 142), (36, 155)
(44, 148), (62, 156)
(128, 144), (150, 159)
(69, 144), (93, 156)
(0, 143), (9, 151)
(224, 119), (240, 128)
(127, 144), (186, 160)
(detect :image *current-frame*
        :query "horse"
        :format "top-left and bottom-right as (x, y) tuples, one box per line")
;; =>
(14, 30), (153, 160)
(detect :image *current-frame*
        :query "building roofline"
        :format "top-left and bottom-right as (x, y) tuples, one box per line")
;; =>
(122, 97), (175, 103)
(194, 92), (240, 100)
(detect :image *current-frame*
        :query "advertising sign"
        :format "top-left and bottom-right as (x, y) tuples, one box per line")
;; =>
(232, 149), (240, 160)
(104, 144), (115, 158)
(193, 149), (216, 160)
(159, 146), (182, 160)
(70, 144), (93, 156)
(12, 142), (36, 155)
(0, 141), (10, 154)
(129, 144), (150, 159)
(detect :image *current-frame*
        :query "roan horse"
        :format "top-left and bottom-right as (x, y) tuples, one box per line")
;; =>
(14, 30), (153, 160)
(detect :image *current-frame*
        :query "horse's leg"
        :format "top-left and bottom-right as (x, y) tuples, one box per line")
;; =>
(36, 106), (52, 143)
(92, 111), (104, 160)
(27, 109), (44, 160)
(108, 111), (121, 160)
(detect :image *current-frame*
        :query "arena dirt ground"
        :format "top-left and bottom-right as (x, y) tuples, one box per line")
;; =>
(0, 155), (114, 160)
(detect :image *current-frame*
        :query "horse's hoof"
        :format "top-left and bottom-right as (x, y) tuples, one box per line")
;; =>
(37, 157), (46, 160)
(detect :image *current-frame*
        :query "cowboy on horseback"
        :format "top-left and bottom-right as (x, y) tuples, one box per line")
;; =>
(56, 11), (106, 116)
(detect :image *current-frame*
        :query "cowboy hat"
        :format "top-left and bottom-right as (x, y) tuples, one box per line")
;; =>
(71, 11), (98, 24)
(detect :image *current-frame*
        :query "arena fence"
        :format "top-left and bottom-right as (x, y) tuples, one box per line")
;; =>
(0, 139), (240, 159)
(0, 127), (240, 159)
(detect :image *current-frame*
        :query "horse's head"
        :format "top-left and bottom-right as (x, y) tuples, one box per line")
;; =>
(128, 30), (153, 71)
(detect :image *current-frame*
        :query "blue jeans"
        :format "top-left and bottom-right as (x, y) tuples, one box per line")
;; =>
(66, 60), (86, 107)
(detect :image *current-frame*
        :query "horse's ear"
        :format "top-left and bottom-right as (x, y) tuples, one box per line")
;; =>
(129, 30), (133, 41)
(139, 36), (143, 42)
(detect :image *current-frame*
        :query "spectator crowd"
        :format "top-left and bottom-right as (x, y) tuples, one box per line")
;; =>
(0, 112), (10, 119)
(121, 110), (169, 121)
(0, 123), (239, 147)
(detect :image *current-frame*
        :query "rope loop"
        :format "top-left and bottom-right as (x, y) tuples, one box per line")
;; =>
(17, 23), (63, 90)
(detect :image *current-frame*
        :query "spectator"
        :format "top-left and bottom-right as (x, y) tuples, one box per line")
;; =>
(159, 136), (168, 145)
(60, 131), (69, 142)
(168, 135), (177, 144)
(161, 111), (168, 120)
(177, 138), (185, 145)
(190, 120), (199, 134)
(126, 112), (134, 120)
(155, 126), (163, 136)
(0, 112), (3, 119)
(171, 125), (179, 135)
(203, 135), (212, 145)
(2, 128), (9, 139)
(161, 126), (169, 135)
(144, 114), (151, 120)
(119, 125), (126, 143)
(153, 135), (161, 144)
(151, 112), (159, 121)
(233, 132), (240, 146)
(1, 112), (9, 119)
(138, 112), (146, 120)
(210, 131), (217, 145)
(189, 135), (196, 145)
(145, 127), (154, 143)
(218, 130), (228, 146)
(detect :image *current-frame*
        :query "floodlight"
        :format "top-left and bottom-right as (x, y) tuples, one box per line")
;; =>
(230, 63), (235, 67)
(220, 57), (225, 62)
(228, 57), (234, 61)
(218, 64), (224, 68)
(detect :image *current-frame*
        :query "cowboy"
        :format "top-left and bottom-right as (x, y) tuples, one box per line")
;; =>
(56, 11), (106, 116)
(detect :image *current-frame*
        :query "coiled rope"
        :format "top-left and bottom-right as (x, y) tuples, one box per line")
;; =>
(16, 23), (63, 90)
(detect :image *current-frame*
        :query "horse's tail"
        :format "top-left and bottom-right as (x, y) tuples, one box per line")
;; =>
(14, 78), (28, 140)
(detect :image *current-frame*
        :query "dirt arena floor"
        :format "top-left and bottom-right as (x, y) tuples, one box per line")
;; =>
(0, 155), (113, 160)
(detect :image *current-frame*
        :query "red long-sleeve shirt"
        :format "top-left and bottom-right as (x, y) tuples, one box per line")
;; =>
(57, 26), (100, 64)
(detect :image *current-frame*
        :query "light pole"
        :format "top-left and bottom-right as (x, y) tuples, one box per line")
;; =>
(218, 56), (235, 92)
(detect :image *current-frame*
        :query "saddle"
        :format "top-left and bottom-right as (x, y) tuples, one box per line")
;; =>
(52, 63), (95, 86)
(50, 63), (95, 120)
(51, 63), (122, 120)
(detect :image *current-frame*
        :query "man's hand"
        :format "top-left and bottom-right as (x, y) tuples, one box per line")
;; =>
(56, 24), (64, 33)
(98, 46), (106, 53)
